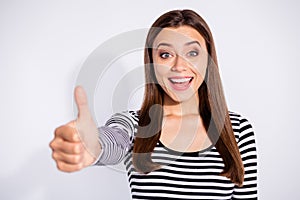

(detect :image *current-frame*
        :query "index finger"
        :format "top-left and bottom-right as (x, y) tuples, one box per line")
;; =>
(54, 123), (80, 142)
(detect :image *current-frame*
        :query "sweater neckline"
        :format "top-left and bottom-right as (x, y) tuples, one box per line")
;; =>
(157, 140), (215, 156)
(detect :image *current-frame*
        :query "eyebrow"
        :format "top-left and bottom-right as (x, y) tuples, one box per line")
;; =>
(156, 40), (201, 48)
(185, 41), (201, 47)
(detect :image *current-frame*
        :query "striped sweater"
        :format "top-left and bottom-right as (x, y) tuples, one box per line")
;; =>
(95, 111), (257, 199)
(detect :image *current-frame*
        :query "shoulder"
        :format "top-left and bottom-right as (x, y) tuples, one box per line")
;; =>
(128, 110), (140, 123)
(229, 111), (257, 171)
(228, 111), (256, 145)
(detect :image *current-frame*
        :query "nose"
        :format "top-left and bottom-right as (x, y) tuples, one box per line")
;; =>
(171, 55), (187, 72)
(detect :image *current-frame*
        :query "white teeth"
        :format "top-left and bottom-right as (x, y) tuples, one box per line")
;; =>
(169, 78), (192, 83)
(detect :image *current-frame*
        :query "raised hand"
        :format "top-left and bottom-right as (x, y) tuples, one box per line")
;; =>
(50, 86), (101, 172)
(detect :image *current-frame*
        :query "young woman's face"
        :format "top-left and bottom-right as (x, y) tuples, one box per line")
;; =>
(152, 25), (208, 103)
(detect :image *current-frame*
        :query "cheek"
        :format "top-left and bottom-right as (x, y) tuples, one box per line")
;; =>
(191, 55), (208, 79)
(154, 64), (169, 83)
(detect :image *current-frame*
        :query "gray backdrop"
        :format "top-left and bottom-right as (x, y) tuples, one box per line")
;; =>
(0, 0), (299, 199)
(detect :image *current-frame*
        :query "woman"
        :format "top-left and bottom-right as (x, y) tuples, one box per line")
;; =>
(50, 9), (257, 199)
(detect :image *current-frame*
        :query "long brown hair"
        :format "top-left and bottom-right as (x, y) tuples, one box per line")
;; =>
(133, 9), (244, 186)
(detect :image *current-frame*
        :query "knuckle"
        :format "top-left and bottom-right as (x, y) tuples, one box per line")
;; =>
(49, 141), (54, 149)
(52, 152), (57, 160)
(72, 145), (78, 154)
(54, 127), (61, 137)
(56, 161), (82, 172)
(74, 163), (83, 171)
(72, 155), (82, 163)
(49, 140), (57, 150)
(71, 156), (77, 164)
(71, 131), (78, 141)
(56, 161), (64, 171)
(73, 143), (83, 154)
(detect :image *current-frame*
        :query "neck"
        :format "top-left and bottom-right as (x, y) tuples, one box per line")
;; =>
(163, 94), (199, 117)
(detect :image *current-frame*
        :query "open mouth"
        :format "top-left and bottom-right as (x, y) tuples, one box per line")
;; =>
(168, 76), (193, 91)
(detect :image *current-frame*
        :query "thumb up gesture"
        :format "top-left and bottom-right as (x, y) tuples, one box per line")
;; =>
(50, 86), (101, 172)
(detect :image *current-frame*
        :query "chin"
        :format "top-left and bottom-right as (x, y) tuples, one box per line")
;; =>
(164, 91), (197, 104)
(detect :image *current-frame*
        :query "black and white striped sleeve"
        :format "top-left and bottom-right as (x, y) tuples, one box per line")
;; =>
(232, 116), (258, 199)
(93, 111), (138, 166)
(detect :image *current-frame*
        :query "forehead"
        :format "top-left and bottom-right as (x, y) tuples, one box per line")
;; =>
(153, 25), (206, 48)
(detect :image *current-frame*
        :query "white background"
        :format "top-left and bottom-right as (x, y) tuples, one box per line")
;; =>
(1, 0), (299, 199)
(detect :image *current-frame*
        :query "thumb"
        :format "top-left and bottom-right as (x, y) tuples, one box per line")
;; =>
(74, 86), (92, 120)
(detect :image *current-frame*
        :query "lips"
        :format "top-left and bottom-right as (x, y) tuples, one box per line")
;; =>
(168, 76), (193, 91)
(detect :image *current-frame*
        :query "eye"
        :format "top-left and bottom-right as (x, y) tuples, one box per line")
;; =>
(187, 50), (199, 57)
(160, 52), (172, 59)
